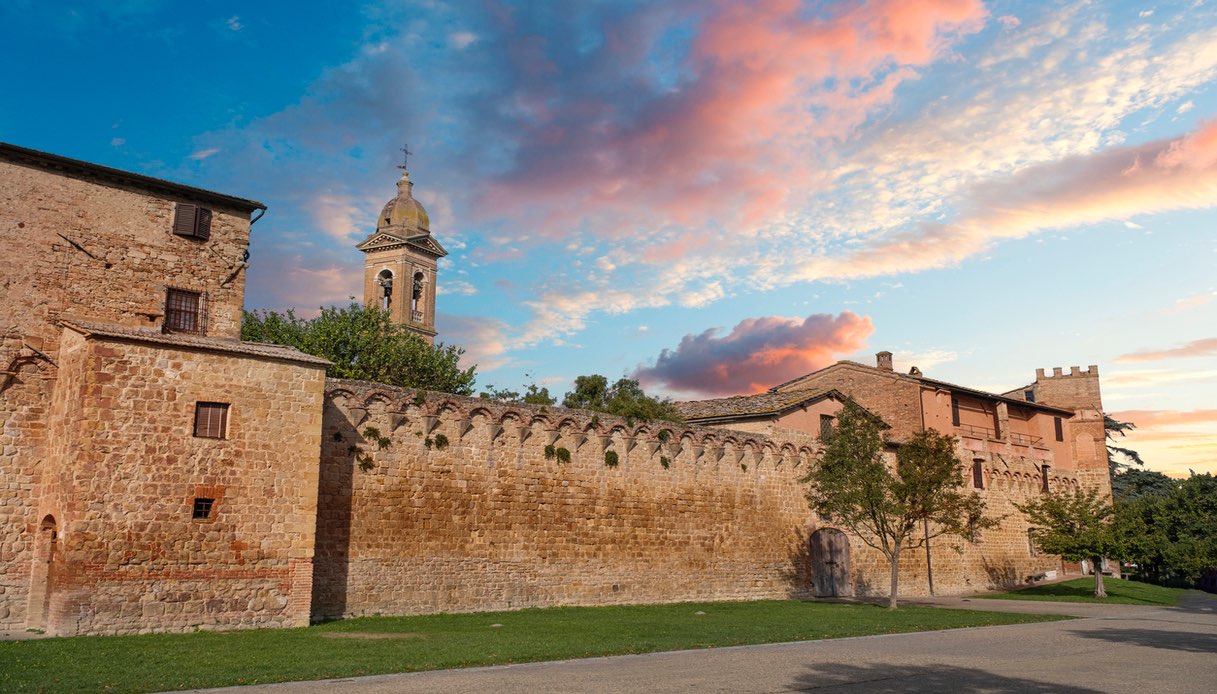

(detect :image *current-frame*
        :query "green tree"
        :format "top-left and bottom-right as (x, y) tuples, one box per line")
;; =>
(480, 375), (557, 406)
(1112, 467), (1175, 501)
(561, 375), (683, 423)
(1016, 487), (1116, 597)
(242, 303), (476, 395)
(1155, 473), (1217, 583)
(803, 402), (992, 609)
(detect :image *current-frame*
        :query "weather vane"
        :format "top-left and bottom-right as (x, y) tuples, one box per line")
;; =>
(398, 144), (413, 171)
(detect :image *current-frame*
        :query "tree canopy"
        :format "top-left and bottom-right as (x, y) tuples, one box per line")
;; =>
(1016, 487), (1116, 597)
(480, 380), (557, 406)
(242, 303), (476, 395)
(803, 402), (992, 608)
(1115, 472), (1217, 585)
(560, 375), (683, 423)
(1112, 467), (1175, 501)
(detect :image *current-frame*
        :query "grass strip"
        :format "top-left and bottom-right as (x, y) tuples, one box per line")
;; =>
(0, 599), (1071, 694)
(977, 578), (1190, 606)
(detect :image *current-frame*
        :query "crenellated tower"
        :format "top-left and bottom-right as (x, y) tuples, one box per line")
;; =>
(356, 166), (447, 344)
(1021, 365), (1111, 495)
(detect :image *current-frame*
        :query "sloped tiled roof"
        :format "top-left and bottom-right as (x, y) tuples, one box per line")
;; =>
(61, 319), (331, 366)
(677, 388), (840, 421)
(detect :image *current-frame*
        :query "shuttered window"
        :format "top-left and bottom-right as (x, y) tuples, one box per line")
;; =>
(1041, 464), (1051, 493)
(194, 402), (229, 439)
(172, 203), (213, 240)
(165, 288), (206, 334)
(951, 397), (960, 426)
(1054, 416), (1064, 442)
(972, 460), (985, 489)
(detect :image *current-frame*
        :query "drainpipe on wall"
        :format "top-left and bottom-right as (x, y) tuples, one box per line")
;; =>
(924, 518), (935, 596)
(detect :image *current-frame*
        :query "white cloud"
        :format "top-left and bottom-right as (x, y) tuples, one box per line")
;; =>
(188, 147), (220, 160)
(448, 31), (477, 49)
(438, 280), (477, 296)
(226, 15), (243, 32)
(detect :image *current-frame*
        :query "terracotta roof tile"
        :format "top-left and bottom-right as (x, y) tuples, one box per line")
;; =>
(677, 388), (837, 421)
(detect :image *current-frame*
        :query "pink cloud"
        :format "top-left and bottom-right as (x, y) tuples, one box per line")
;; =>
(245, 255), (362, 314)
(475, 0), (987, 240)
(1111, 409), (1217, 428)
(1116, 337), (1217, 363)
(634, 311), (874, 396)
(436, 314), (512, 371)
(797, 120), (1217, 282)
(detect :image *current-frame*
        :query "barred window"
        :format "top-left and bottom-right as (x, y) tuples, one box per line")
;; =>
(194, 402), (229, 439)
(165, 288), (206, 334)
(819, 414), (834, 440)
(972, 460), (985, 489)
(192, 497), (215, 519)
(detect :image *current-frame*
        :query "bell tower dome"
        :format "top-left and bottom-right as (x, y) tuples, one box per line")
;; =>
(356, 162), (448, 344)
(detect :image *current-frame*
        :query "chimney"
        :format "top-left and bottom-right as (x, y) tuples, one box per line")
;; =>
(876, 351), (893, 371)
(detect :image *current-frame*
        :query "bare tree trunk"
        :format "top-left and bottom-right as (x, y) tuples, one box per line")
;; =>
(1093, 557), (1107, 598)
(888, 543), (902, 610)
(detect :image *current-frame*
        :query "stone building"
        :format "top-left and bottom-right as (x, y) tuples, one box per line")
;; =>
(677, 352), (1113, 595)
(1, 143), (328, 635)
(1, 143), (1112, 636)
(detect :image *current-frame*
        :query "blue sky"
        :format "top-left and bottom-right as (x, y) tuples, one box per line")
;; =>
(3, 0), (1215, 476)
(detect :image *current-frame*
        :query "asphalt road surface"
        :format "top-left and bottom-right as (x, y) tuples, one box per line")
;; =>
(193, 593), (1217, 693)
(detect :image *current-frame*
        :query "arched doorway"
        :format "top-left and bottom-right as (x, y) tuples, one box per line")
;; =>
(810, 528), (853, 597)
(26, 515), (58, 630)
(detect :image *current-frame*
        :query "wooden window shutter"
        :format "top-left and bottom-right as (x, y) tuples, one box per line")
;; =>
(173, 203), (198, 236)
(196, 207), (212, 240)
(194, 402), (229, 439)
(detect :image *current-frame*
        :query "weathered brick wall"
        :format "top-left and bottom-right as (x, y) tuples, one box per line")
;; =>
(313, 380), (1075, 619)
(35, 332), (325, 636)
(1026, 367), (1112, 497)
(772, 364), (925, 439)
(0, 155), (257, 629)
(313, 380), (822, 620)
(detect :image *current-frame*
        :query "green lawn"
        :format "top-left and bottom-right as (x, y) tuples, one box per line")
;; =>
(0, 600), (1070, 693)
(978, 578), (1190, 606)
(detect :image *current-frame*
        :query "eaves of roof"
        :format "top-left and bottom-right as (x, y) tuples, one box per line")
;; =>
(1, 142), (266, 213)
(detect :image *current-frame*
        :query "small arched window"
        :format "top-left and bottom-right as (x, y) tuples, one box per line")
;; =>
(411, 272), (425, 316)
(376, 269), (394, 311)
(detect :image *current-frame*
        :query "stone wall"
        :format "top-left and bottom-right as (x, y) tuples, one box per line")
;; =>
(32, 331), (325, 635)
(0, 153), (257, 630)
(313, 379), (821, 620)
(313, 380), (1075, 620)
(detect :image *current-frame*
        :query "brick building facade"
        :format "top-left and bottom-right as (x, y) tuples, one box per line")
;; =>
(1, 144), (1112, 636)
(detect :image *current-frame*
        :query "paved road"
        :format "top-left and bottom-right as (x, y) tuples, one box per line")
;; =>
(195, 594), (1217, 694)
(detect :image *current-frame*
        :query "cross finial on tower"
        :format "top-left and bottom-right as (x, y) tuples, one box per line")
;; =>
(398, 144), (413, 171)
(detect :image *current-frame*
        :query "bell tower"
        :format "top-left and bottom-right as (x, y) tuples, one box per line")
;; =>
(356, 156), (447, 344)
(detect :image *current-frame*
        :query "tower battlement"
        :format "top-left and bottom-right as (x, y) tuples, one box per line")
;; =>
(1034, 365), (1099, 380)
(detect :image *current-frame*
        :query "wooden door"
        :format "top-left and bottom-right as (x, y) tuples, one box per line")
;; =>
(810, 528), (853, 597)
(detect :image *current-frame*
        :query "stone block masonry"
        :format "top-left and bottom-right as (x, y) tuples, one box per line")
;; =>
(31, 328), (326, 636)
(313, 380), (821, 620)
(312, 380), (1072, 620)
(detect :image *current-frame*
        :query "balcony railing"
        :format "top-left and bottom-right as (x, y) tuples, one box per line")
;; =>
(1010, 431), (1044, 446)
(956, 424), (996, 439)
